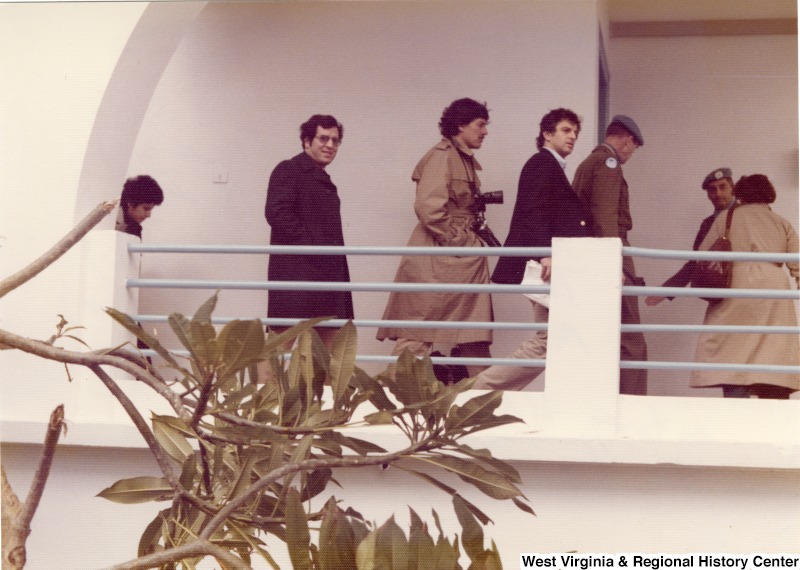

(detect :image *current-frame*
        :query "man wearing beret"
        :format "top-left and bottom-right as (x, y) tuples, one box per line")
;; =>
(572, 115), (648, 395)
(645, 168), (737, 307)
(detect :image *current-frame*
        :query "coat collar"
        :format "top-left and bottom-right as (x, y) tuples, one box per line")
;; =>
(435, 138), (483, 171)
(294, 151), (333, 180)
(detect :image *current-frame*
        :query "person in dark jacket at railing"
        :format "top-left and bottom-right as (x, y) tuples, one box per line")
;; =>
(115, 175), (164, 359)
(115, 175), (164, 238)
(473, 108), (590, 390)
(645, 167), (737, 307)
(264, 114), (353, 349)
(691, 174), (799, 399)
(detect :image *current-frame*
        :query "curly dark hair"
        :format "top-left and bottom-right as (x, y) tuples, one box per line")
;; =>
(121, 175), (164, 208)
(536, 108), (581, 150)
(733, 174), (776, 204)
(439, 98), (489, 139)
(299, 115), (343, 148)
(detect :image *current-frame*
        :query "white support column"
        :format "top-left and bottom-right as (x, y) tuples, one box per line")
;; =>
(544, 237), (623, 436)
(76, 230), (140, 359)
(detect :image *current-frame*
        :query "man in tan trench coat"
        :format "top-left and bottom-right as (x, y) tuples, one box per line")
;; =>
(377, 98), (494, 378)
(572, 115), (648, 395)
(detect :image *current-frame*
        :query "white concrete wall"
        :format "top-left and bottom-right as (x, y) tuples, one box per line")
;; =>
(3, 442), (798, 569)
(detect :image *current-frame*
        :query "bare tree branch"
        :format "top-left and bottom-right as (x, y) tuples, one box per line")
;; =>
(2, 466), (25, 570)
(88, 365), (182, 492)
(108, 538), (251, 570)
(0, 330), (193, 425)
(2, 406), (66, 569)
(213, 411), (338, 435)
(0, 201), (116, 299)
(18, 406), (65, 532)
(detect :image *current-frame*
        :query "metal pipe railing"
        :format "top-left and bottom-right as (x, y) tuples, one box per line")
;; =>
(130, 315), (799, 335)
(127, 242), (800, 375)
(128, 242), (800, 264)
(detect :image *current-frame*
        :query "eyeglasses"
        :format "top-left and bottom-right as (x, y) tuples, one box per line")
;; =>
(315, 135), (342, 146)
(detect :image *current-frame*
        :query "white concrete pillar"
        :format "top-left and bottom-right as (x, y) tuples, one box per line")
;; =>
(76, 230), (140, 355)
(544, 237), (622, 436)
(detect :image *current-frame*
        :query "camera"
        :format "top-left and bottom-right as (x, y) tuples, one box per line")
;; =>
(475, 190), (504, 206)
(471, 190), (504, 247)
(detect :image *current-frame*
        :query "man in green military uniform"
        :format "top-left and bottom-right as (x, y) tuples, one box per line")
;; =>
(572, 115), (647, 395)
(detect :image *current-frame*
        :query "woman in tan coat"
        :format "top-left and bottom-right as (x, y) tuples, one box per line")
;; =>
(691, 174), (799, 398)
(377, 99), (494, 378)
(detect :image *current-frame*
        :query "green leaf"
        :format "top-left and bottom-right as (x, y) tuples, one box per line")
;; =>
(380, 516), (410, 570)
(105, 307), (181, 369)
(192, 292), (218, 325)
(96, 476), (172, 504)
(389, 350), (424, 406)
(364, 410), (395, 425)
(413, 455), (522, 500)
(190, 319), (217, 369)
(453, 494), (484, 562)
(283, 434), (314, 490)
(178, 455), (198, 491)
(319, 497), (357, 570)
(397, 467), (492, 525)
(407, 507), (436, 570)
(445, 390), (504, 433)
(452, 443), (522, 484)
(322, 432), (387, 455)
(329, 321), (357, 406)
(458, 414), (524, 436)
(138, 508), (168, 556)
(285, 487), (312, 570)
(350, 368), (397, 411)
(261, 317), (328, 358)
(300, 468), (334, 501)
(512, 496), (536, 517)
(169, 313), (200, 362)
(229, 520), (281, 569)
(229, 449), (259, 501)
(469, 541), (503, 570)
(60, 334), (91, 349)
(218, 319), (266, 378)
(152, 415), (193, 463)
(355, 528), (378, 570)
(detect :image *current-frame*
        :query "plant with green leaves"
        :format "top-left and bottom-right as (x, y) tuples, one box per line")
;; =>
(0, 203), (533, 569)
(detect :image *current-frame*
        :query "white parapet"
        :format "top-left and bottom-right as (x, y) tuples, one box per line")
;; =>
(545, 237), (623, 436)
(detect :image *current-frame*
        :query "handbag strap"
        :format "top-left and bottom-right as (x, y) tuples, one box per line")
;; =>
(723, 204), (737, 239)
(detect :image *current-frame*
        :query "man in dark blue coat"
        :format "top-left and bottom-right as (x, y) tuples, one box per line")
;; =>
(645, 167), (736, 306)
(265, 114), (353, 349)
(474, 108), (590, 390)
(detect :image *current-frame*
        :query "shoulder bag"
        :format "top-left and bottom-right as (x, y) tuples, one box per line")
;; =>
(691, 205), (736, 302)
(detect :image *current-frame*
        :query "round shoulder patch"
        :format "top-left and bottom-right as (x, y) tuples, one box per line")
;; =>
(605, 157), (618, 169)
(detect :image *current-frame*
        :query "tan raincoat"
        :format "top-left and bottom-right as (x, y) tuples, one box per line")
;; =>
(691, 203), (800, 390)
(376, 138), (493, 344)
